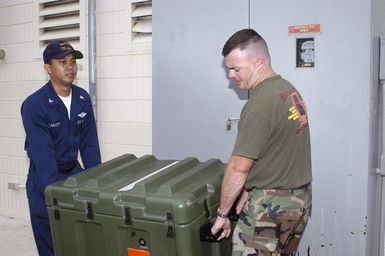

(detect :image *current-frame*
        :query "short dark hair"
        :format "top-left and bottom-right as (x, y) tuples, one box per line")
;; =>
(222, 29), (266, 57)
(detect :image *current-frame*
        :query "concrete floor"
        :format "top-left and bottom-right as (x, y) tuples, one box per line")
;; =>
(0, 215), (38, 256)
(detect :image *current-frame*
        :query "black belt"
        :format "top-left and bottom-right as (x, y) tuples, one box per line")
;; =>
(297, 183), (311, 190)
(29, 160), (78, 173)
(58, 161), (78, 173)
(245, 183), (310, 191)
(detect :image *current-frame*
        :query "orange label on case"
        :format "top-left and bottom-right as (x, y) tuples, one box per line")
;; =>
(127, 248), (150, 256)
(288, 24), (320, 33)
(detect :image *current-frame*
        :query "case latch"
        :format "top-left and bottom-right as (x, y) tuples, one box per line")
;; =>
(53, 198), (61, 220)
(125, 207), (133, 225)
(86, 202), (94, 220)
(165, 212), (175, 238)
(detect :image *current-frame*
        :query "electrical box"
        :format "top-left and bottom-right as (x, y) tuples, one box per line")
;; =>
(379, 37), (385, 80)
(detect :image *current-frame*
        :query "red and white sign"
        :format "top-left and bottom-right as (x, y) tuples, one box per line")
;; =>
(288, 24), (320, 34)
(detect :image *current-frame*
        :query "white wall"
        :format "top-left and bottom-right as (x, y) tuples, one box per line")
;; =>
(95, 0), (152, 161)
(0, 0), (44, 219)
(0, 0), (152, 219)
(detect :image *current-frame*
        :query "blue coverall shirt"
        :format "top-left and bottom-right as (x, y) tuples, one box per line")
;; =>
(21, 80), (101, 191)
(21, 80), (101, 256)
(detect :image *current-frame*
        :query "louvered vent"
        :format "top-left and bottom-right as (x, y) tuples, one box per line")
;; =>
(38, 0), (80, 48)
(131, 0), (152, 43)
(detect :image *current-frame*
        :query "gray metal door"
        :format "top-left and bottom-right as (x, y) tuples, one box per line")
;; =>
(153, 0), (249, 162)
(249, 0), (374, 255)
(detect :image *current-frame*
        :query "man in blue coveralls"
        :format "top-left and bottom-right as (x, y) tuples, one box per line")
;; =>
(21, 41), (101, 255)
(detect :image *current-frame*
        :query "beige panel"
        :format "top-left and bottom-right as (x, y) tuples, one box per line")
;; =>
(0, 2), (32, 26)
(97, 0), (123, 13)
(99, 122), (151, 145)
(98, 77), (151, 100)
(98, 54), (151, 78)
(0, 42), (35, 64)
(98, 11), (124, 34)
(97, 33), (124, 55)
(97, 100), (151, 122)
(0, 119), (25, 138)
(0, 81), (42, 100)
(0, 62), (46, 82)
(0, 23), (33, 44)
(100, 143), (151, 161)
(0, 0), (32, 8)
(0, 155), (28, 176)
(0, 138), (25, 157)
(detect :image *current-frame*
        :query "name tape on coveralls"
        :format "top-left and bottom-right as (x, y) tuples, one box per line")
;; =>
(118, 161), (180, 191)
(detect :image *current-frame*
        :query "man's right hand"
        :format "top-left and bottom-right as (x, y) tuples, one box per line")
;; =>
(211, 216), (231, 241)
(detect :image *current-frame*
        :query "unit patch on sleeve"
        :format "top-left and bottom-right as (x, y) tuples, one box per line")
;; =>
(279, 88), (309, 134)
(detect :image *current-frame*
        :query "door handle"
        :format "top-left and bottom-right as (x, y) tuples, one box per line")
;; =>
(226, 117), (240, 131)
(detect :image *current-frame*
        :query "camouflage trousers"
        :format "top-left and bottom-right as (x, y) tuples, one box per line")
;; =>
(232, 185), (311, 256)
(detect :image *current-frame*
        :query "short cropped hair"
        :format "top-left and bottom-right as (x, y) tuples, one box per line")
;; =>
(222, 29), (268, 57)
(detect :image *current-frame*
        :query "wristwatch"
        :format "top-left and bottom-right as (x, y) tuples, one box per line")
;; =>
(216, 209), (228, 218)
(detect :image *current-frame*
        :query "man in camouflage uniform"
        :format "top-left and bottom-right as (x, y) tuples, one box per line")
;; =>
(211, 29), (312, 256)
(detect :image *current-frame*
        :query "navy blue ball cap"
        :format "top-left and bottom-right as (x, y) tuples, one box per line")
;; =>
(43, 40), (83, 63)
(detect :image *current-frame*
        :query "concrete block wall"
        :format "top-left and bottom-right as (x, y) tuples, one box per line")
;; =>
(0, 0), (152, 219)
(95, 0), (152, 161)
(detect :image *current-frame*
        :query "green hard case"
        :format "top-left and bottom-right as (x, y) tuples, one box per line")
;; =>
(45, 154), (232, 256)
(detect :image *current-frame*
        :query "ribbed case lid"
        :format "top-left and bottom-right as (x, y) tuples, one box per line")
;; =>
(45, 154), (225, 224)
